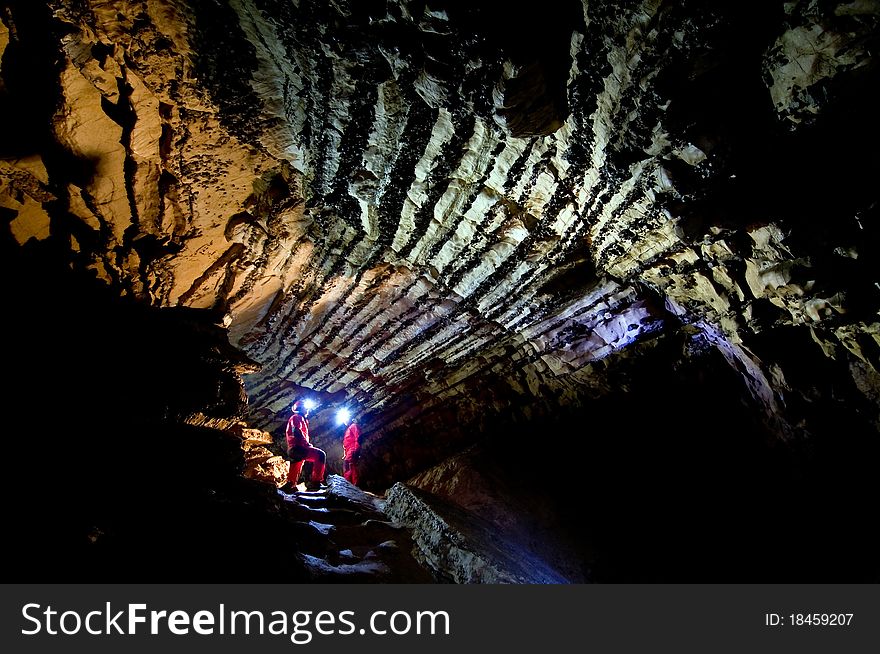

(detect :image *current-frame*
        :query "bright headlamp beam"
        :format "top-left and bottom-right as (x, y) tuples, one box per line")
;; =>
(303, 399), (317, 410)
(336, 408), (351, 425)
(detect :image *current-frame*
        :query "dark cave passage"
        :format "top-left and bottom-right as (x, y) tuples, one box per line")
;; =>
(2, 0), (880, 583)
(398, 337), (880, 582)
(4, 237), (878, 582)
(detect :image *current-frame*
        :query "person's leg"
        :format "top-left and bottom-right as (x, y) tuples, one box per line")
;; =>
(342, 459), (353, 482)
(349, 460), (359, 486)
(303, 446), (326, 482)
(346, 454), (359, 486)
(287, 459), (304, 485)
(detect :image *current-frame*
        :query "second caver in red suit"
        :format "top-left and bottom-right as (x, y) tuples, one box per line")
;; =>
(286, 401), (326, 488)
(342, 421), (361, 485)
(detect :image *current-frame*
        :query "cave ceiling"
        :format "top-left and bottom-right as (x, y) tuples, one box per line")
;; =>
(2, 0), (879, 438)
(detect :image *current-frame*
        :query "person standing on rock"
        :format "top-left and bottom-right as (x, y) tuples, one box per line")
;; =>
(281, 399), (327, 492)
(342, 418), (361, 486)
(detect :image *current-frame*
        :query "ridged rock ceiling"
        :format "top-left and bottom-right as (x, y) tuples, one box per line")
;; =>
(2, 0), (878, 453)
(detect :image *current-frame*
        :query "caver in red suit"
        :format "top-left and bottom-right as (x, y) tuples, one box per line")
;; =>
(286, 400), (326, 487)
(342, 421), (361, 485)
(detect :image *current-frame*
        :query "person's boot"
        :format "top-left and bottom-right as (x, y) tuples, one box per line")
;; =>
(304, 479), (328, 491)
(278, 482), (297, 494)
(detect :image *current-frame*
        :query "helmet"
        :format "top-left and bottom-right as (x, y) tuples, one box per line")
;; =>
(291, 400), (303, 412)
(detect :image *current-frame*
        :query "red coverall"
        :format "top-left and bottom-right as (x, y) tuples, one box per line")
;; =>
(342, 422), (361, 485)
(286, 412), (326, 484)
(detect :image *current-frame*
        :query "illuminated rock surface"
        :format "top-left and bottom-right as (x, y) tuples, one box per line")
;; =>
(2, 0), (879, 581)
(277, 476), (435, 582)
(385, 483), (570, 583)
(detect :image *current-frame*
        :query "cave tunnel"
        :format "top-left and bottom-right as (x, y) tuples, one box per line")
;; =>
(2, 0), (879, 583)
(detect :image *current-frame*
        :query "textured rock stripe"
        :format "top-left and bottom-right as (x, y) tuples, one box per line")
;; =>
(2, 0), (878, 444)
(236, 0), (724, 419)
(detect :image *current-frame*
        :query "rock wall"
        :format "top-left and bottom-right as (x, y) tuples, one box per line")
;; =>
(2, 0), (879, 486)
(384, 483), (570, 583)
(0, 238), (295, 580)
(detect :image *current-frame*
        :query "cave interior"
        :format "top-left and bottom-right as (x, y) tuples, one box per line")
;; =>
(2, 0), (879, 582)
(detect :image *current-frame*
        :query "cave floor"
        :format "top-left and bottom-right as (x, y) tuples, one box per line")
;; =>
(277, 476), (436, 583)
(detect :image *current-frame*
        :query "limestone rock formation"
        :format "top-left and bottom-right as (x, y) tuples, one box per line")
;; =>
(404, 444), (592, 582)
(238, 425), (290, 486)
(2, 0), (879, 581)
(278, 476), (435, 582)
(385, 482), (570, 583)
